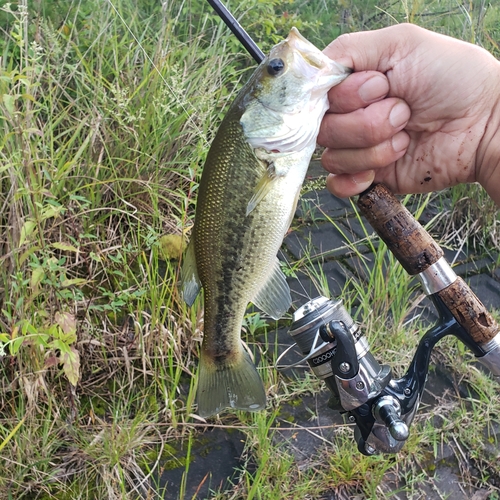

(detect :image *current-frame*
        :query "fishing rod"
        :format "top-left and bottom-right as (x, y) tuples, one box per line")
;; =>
(207, 0), (500, 455)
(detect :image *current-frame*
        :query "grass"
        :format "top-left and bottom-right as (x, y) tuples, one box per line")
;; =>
(0, 0), (499, 499)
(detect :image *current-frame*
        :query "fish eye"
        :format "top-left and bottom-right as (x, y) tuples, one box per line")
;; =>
(267, 58), (285, 76)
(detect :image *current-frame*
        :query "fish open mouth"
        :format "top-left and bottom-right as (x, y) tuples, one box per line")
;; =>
(285, 27), (352, 78)
(285, 28), (325, 68)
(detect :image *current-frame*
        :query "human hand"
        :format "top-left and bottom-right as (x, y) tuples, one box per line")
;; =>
(318, 24), (500, 205)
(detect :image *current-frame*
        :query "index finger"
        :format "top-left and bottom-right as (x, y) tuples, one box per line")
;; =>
(322, 25), (414, 72)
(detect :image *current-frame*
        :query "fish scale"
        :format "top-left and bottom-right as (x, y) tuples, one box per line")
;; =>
(181, 28), (351, 417)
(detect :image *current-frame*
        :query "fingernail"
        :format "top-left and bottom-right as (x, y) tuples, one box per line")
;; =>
(358, 75), (389, 102)
(392, 131), (410, 152)
(352, 169), (375, 185)
(389, 102), (411, 128)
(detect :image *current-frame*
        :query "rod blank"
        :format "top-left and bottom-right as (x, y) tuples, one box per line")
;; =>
(207, 0), (265, 64)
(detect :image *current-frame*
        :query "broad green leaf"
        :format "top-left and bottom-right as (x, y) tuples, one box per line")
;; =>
(41, 204), (63, 220)
(10, 337), (25, 355)
(46, 323), (59, 338)
(60, 347), (80, 386)
(19, 219), (37, 246)
(33, 333), (50, 348)
(159, 234), (186, 260)
(55, 311), (76, 335)
(30, 266), (45, 289)
(21, 321), (37, 336)
(20, 93), (35, 102)
(18, 245), (40, 266)
(54, 311), (77, 344)
(61, 278), (89, 287)
(51, 339), (69, 353)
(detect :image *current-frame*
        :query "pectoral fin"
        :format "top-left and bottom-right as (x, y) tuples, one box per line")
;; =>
(180, 239), (201, 306)
(246, 167), (277, 216)
(246, 149), (295, 216)
(252, 258), (291, 320)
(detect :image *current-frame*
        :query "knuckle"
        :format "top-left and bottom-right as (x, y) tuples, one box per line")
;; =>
(364, 120), (385, 146)
(321, 148), (337, 172)
(334, 33), (354, 50)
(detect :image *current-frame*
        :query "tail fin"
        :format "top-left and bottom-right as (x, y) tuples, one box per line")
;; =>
(196, 348), (266, 418)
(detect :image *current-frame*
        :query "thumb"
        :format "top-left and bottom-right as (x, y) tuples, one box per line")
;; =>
(323, 24), (422, 73)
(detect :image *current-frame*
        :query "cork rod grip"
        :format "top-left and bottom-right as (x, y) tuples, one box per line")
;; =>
(357, 183), (443, 275)
(437, 276), (499, 345)
(357, 183), (499, 345)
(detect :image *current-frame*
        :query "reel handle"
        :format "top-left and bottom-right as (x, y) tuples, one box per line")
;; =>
(357, 183), (499, 345)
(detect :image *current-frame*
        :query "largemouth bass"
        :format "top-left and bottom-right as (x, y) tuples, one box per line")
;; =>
(181, 28), (350, 417)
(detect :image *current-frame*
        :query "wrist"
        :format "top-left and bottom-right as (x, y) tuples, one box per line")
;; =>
(476, 60), (500, 207)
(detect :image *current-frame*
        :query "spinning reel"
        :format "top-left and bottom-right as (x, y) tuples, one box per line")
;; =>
(285, 184), (500, 455)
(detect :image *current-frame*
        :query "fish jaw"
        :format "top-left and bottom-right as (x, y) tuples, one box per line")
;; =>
(285, 26), (352, 100)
